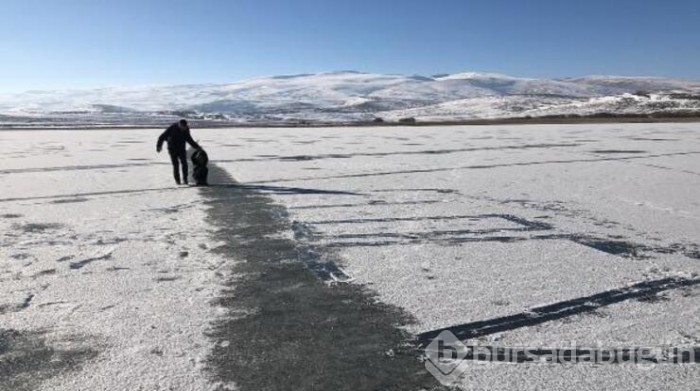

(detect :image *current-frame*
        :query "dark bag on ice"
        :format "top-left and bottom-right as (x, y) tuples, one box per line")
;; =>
(191, 149), (209, 186)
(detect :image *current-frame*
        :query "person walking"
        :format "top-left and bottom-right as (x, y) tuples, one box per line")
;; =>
(156, 120), (203, 185)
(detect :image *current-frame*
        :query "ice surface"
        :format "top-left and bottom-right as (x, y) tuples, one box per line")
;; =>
(0, 130), (229, 390)
(1, 123), (699, 390)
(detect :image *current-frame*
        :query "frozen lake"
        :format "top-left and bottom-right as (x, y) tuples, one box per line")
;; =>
(1, 123), (699, 390)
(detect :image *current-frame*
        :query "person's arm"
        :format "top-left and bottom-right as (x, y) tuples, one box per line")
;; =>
(185, 129), (202, 151)
(156, 126), (172, 152)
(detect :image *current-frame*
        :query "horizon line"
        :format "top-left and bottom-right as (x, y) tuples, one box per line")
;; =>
(3, 70), (700, 95)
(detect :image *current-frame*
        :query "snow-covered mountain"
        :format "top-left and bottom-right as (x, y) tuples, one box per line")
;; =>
(1, 71), (699, 126)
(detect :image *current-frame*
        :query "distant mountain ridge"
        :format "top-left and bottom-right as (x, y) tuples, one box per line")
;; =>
(1, 71), (699, 126)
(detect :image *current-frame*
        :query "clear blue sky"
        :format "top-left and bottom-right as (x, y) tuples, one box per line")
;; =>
(1, 0), (699, 92)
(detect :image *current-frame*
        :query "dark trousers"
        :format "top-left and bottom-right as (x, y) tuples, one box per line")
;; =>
(169, 149), (188, 184)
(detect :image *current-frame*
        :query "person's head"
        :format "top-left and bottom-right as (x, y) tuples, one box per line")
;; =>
(178, 119), (189, 130)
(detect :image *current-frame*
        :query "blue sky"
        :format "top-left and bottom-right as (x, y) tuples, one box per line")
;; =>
(1, 0), (699, 92)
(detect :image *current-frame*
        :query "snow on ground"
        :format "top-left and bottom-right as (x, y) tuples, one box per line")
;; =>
(0, 130), (231, 391)
(2, 71), (699, 125)
(1, 123), (699, 390)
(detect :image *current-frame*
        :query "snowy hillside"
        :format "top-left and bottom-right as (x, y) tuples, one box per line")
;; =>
(1, 71), (700, 126)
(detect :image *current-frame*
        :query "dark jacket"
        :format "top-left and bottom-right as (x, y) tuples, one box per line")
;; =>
(157, 123), (201, 153)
